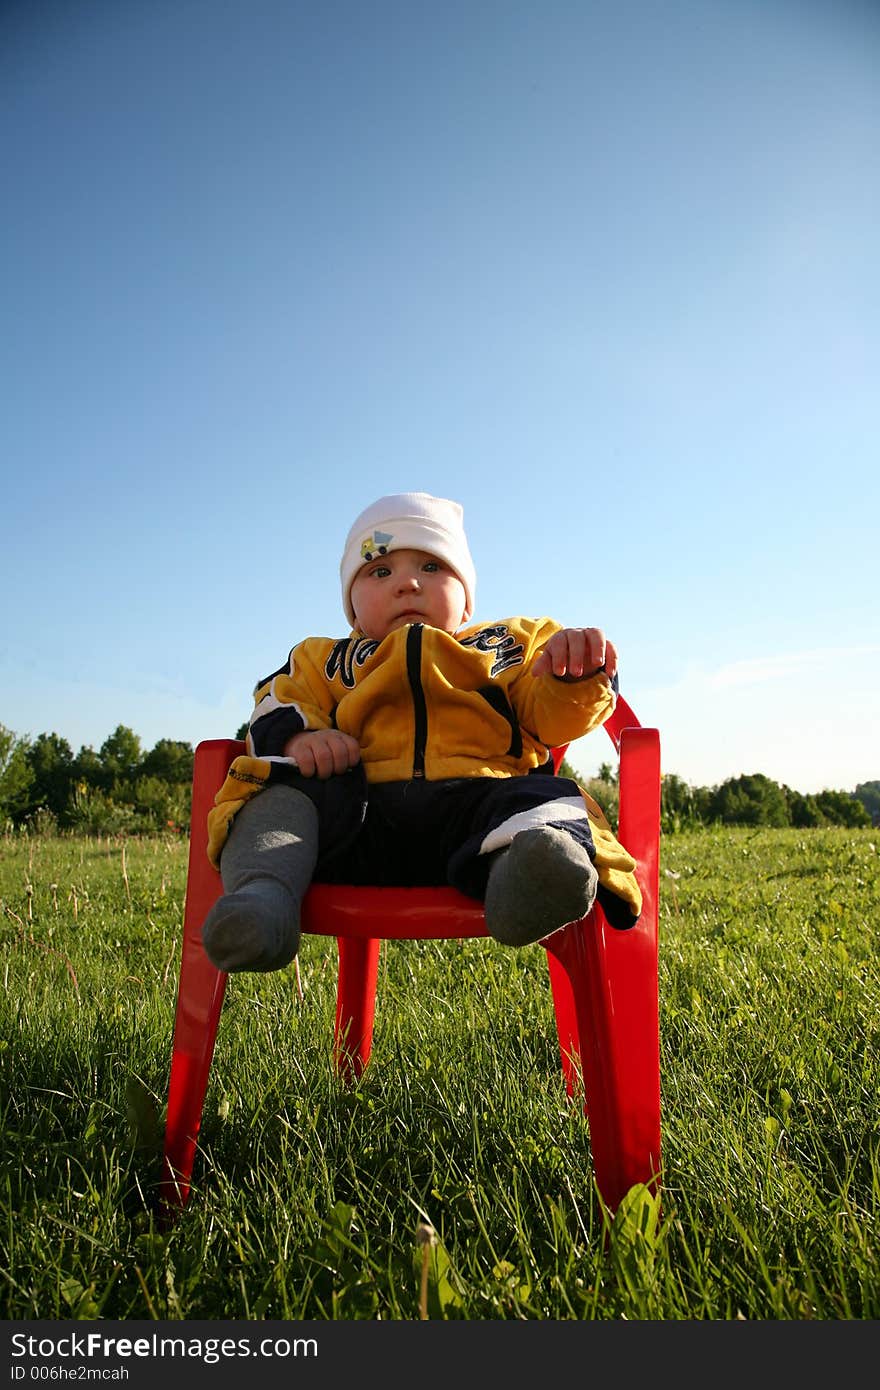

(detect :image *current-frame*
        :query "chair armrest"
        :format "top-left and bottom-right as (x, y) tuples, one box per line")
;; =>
(617, 725), (661, 920)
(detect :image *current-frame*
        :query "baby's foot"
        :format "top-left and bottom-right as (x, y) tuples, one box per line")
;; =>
(201, 880), (299, 972)
(483, 827), (598, 947)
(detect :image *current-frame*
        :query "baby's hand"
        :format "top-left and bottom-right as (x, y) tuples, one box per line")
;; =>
(283, 730), (361, 778)
(532, 628), (618, 683)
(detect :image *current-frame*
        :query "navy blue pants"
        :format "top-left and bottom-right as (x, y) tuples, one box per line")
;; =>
(274, 765), (597, 902)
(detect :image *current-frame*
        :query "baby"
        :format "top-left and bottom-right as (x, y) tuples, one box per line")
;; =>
(203, 492), (640, 972)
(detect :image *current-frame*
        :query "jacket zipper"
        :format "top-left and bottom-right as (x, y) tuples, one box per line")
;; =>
(406, 624), (428, 777)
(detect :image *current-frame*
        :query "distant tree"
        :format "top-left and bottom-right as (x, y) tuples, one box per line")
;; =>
(557, 756), (585, 785)
(141, 738), (194, 785)
(98, 725), (143, 785)
(708, 773), (790, 827)
(0, 724), (33, 821)
(24, 732), (75, 818)
(814, 790), (871, 828)
(784, 789), (825, 828)
(234, 721), (249, 742)
(596, 761), (618, 785)
(854, 780), (880, 826)
(73, 745), (103, 788)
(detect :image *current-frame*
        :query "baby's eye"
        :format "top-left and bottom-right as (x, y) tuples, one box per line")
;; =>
(422, 561), (440, 573)
(372, 565), (392, 579)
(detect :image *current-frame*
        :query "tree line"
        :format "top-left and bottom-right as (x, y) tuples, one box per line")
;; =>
(556, 759), (873, 833)
(0, 723), (193, 835)
(1, 723), (876, 836)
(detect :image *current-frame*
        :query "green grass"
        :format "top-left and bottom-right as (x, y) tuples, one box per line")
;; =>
(1, 825), (878, 1319)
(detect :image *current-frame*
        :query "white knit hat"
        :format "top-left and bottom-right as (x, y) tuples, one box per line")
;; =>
(340, 491), (476, 628)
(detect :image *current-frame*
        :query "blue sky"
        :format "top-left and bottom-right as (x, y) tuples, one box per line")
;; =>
(2, 0), (878, 795)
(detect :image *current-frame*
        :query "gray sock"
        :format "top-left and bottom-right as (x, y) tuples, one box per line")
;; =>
(483, 826), (598, 948)
(202, 784), (319, 973)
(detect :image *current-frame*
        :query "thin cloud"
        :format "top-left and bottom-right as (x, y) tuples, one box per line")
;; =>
(707, 646), (880, 689)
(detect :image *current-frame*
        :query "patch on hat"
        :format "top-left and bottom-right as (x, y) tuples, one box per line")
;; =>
(360, 530), (393, 561)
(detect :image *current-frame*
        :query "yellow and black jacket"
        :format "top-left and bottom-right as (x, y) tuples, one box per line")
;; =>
(208, 617), (642, 924)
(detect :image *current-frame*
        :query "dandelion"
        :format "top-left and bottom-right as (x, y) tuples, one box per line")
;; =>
(416, 1221), (437, 1320)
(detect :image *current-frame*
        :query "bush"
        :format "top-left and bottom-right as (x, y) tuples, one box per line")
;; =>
(661, 774), (710, 834)
(67, 784), (142, 836)
(814, 789), (871, 828)
(581, 777), (619, 832)
(25, 806), (60, 837)
(707, 773), (790, 827)
(112, 775), (191, 833)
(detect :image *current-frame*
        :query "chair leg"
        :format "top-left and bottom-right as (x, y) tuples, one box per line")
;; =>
(334, 936), (381, 1079)
(545, 942), (581, 1094)
(161, 740), (238, 1218)
(161, 947), (226, 1215)
(543, 912), (661, 1213)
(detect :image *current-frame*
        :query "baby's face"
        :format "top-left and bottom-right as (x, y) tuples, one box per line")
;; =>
(350, 547), (468, 640)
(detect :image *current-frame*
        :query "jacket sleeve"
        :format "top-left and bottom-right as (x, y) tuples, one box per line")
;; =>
(505, 617), (616, 748)
(247, 638), (337, 757)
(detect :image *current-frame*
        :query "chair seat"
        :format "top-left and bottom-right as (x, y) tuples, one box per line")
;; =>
(302, 883), (488, 938)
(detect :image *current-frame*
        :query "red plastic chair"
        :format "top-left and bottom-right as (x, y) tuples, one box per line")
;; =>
(161, 696), (661, 1218)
